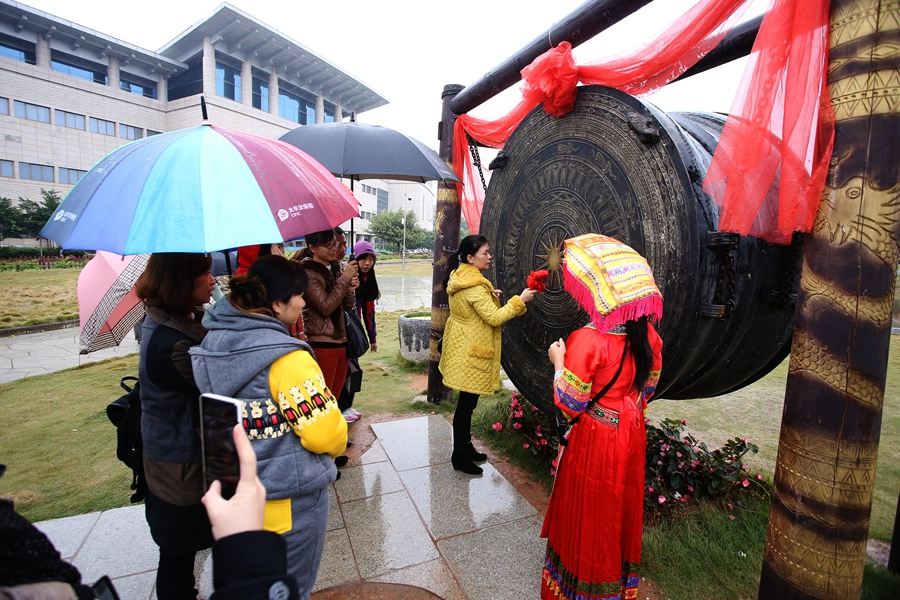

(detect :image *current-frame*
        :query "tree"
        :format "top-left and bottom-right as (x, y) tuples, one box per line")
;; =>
(0, 197), (23, 242)
(367, 209), (429, 253)
(18, 189), (61, 238)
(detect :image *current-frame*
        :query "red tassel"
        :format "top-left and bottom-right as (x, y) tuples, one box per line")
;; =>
(527, 269), (550, 292)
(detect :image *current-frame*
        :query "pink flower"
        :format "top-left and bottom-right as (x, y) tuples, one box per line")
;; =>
(491, 422), (503, 432)
(681, 419), (688, 425)
(648, 485), (654, 493)
(726, 503), (734, 511)
(551, 458), (559, 468)
(513, 422), (522, 430)
(535, 430), (542, 437)
(728, 514), (736, 521)
(662, 443), (670, 451)
(741, 479), (750, 488)
(676, 452), (682, 458)
(687, 485), (694, 492)
(691, 460), (700, 468)
(756, 474), (764, 481)
(741, 437), (748, 443)
(658, 495), (666, 504)
(522, 442), (530, 449)
(657, 460), (663, 466)
(514, 410), (524, 418)
(540, 438), (549, 446)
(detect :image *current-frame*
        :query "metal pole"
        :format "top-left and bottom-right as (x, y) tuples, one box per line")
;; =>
(448, 0), (652, 116)
(402, 212), (407, 268)
(427, 84), (464, 403)
(759, 1), (899, 597)
(671, 14), (762, 83)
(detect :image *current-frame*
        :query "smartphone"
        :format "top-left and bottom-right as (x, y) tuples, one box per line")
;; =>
(92, 575), (121, 600)
(199, 393), (241, 500)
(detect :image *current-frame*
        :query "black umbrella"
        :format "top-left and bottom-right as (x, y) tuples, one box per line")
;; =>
(279, 120), (460, 252)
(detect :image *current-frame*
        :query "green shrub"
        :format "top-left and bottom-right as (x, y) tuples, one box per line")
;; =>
(489, 396), (767, 516)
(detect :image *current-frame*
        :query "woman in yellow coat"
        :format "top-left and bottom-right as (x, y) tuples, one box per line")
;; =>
(439, 235), (536, 474)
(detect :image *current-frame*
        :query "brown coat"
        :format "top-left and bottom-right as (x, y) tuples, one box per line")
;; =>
(300, 259), (355, 344)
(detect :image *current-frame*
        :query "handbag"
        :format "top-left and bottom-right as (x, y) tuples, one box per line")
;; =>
(555, 342), (629, 447)
(345, 309), (369, 359)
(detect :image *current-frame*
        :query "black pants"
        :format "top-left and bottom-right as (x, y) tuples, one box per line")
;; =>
(452, 391), (479, 450)
(144, 491), (212, 600)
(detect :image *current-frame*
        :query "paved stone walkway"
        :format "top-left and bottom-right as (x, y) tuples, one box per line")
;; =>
(36, 415), (546, 600)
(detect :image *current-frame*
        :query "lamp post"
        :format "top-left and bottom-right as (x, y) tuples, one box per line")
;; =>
(402, 197), (412, 269)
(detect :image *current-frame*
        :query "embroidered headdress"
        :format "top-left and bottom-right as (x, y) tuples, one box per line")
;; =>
(562, 233), (663, 331)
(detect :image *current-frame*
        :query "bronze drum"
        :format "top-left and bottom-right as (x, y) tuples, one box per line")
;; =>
(481, 85), (799, 412)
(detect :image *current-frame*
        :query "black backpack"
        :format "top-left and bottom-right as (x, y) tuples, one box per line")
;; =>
(106, 376), (147, 503)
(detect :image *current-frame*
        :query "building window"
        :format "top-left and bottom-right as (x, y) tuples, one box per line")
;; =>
(20, 162), (54, 182)
(252, 76), (269, 110)
(216, 61), (241, 102)
(51, 56), (108, 85)
(13, 100), (50, 123)
(59, 167), (87, 185)
(120, 76), (157, 99)
(55, 109), (85, 130)
(0, 40), (35, 64)
(278, 86), (316, 125)
(168, 55), (202, 101)
(376, 189), (389, 213)
(120, 124), (143, 141)
(89, 117), (116, 136)
(146, 130), (161, 137)
(0, 97), (8, 116)
(324, 101), (336, 123)
(0, 160), (13, 178)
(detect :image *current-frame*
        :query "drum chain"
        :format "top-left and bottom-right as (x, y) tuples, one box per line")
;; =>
(468, 136), (488, 193)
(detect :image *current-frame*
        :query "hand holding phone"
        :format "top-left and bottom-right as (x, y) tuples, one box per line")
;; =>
(202, 424), (267, 541)
(199, 393), (241, 499)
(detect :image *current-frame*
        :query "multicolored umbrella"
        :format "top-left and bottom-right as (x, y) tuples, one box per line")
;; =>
(40, 124), (359, 254)
(77, 251), (149, 354)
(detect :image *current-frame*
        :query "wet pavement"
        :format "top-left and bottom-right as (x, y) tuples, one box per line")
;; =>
(0, 273), (432, 384)
(35, 415), (546, 600)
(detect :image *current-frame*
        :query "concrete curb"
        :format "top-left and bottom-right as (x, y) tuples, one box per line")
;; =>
(0, 319), (79, 338)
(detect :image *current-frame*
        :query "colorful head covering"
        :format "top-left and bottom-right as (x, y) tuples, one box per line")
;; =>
(562, 233), (663, 331)
(353, 240), (376, 260)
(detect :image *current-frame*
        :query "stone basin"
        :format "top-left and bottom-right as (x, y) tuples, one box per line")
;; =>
(398, 311), (430, 363)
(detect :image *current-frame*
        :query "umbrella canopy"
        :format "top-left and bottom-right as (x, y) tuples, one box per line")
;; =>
(77, 251), (149, 354)
(279, 122), (460, 183)
(40, 124), (359, 254)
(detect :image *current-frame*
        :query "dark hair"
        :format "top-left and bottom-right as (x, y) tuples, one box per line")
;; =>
(229, 255), (307, 317)
(136, 253), (211, 315)
(333, 226), (345, 236)
(356, 262), (380, 302)
(305, 229), (336, 248)
(625, 316), (654, 391)
(444, 234), (489, 287)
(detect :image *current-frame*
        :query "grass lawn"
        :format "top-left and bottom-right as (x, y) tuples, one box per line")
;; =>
(0, 268), (80, 328)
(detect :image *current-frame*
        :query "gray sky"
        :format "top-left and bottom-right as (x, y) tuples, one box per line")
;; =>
(22, 0), (768, 148)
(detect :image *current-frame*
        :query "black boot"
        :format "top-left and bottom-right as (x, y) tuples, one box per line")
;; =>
(466, 443), (487, 462)
(451, 450), (483, 475)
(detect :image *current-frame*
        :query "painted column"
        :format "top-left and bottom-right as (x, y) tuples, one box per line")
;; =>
(157, 73), (168, 102)
(315, 94), (325, 124)
(426, 84), (464, 403)
(35, 33), (50, 69)
(334, 100), (342, 122)
(107, 56), (120, 91)
(241, 60), (252, 107)
(202, 36), (216, 97)
(268, 70), (279, 115)
(759, 1), (900, 597)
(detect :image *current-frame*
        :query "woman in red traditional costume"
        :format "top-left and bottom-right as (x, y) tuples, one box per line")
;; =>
(541, 234), (663, 600)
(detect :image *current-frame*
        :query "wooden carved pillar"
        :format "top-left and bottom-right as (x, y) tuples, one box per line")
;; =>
(427, 84), (464, 403)
(759, 0), (900, 598)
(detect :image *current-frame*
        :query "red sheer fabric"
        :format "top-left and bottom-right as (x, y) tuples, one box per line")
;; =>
(454, 0), (832, 245)
(704, 0), (833, 243)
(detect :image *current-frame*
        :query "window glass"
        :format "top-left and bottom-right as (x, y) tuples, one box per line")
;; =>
(120, 76), (157, 99)
(0, 97), (7, 116)
(20, 162), (54, 182)
(59, 167), (87, 185)
(13, 100), (50, 123)
(52, 58), (107, 85)
(252, 77), (269, 110)
(0, 160), (13, 178)
(0, 41), (34, 63)
(89, 117), (116, 136)
(119, 124), (143, 141)
(55, 110), (86, 130)
(278, 85), (316, 125)
(146, 130), (161, 137)
(215, 61), (241, 102)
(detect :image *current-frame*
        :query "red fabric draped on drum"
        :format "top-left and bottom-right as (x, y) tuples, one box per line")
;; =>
(541, 325), (662, 600)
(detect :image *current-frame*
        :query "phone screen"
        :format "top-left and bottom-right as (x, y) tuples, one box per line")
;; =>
(199, 393), (241, 500)
(92, 575), (121, 600)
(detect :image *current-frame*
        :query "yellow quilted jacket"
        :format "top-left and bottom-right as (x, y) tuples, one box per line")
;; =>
(439, 264), (526, 395)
